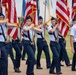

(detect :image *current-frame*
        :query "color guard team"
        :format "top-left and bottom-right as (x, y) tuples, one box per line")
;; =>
(0, 13), (76, 75)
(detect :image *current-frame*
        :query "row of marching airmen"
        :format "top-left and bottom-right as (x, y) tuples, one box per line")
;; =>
(0, 12), (76, 75)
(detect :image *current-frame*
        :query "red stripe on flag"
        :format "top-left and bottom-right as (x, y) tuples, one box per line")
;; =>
(12, 28), (18, 39)
(72, 0), (76, 19)
(60, 22), (65, 34)
(64, 26), (69, 37)
(8, 29), (12, 35)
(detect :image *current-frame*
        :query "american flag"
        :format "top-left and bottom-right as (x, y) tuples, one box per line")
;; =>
(72, 0), (76, 19)
(56, 0), (70, 37)
(2, 0), (18, 40)
(24, 0), (38, 25)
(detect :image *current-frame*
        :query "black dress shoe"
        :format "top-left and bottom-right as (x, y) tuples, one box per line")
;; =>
(56, 72), (62, 74)
(60, 64), (64, 66)
(66, 64), (72, 67)
(15, 68), (21, 73)
(22, 58), (25, 60)
(72, 69), (76, 71)
(36, 66), (43, 69)
(47, 66), (50, 69)
(27, 73), (34, 75)
(49, 71), (56, 74)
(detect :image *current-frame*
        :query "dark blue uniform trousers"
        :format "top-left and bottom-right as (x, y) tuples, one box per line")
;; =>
(21, 39), (27, 59)
(24, 40), (35, 75)
(59, 38), (70, 65)
(12, 40), (22, 69)
(8, 42), (15, 68)
(0, 42), (9, 75)
(72, 42), (76, 70)
(37, 38), (51, 68)
(50, 41), (61, 73)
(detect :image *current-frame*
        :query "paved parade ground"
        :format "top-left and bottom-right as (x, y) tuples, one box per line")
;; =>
(8, 58), (76, 75)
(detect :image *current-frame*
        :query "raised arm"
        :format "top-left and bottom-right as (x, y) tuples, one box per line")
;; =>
(49, 24), (58, 33)
(7, 23), (18, 27)
(23, 24), (34, 31)
(36, 24), (43, 28)
(0, 18), (18, 27)
(0, 19), (8, 24)
(33, 26), (43, 33)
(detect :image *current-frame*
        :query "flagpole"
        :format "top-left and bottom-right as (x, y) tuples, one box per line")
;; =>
(44, 1), (46, 23)
(48, 0), (51, 15)
(37, 0), (39, 17)
(44, 0), (46, 37)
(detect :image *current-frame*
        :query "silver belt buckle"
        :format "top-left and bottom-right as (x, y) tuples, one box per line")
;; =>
(30, 41), (34, 45)
(43, 38), (45, 41)
(19, 40), (21, 43)
(5, 40), (9, 44)
(56, 39), (58, 43)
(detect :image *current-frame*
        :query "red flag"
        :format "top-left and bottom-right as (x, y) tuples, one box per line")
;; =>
(2, 0), (18, 40)
(24, 0), (38, 25)
(56, 0), (70, 37)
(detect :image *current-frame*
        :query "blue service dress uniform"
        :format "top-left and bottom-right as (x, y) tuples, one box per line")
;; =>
(0, 23), (9, 75)
(70, 24), (76, 70)
(47, 25), (61, 74)
(23, 25), (36, 75)
(36, 25), (51, 68)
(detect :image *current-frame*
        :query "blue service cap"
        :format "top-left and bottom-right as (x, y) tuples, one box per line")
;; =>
(51, 17), (56, 20)
(72, 18), (76, 22)
(0, 13), (4, 17)
(38, 16), (43, 20)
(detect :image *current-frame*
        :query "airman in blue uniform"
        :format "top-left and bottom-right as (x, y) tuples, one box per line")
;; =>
(22, 16), (42, 75)
(36, 16), (51, 69)
(47, 17), (62, 74)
